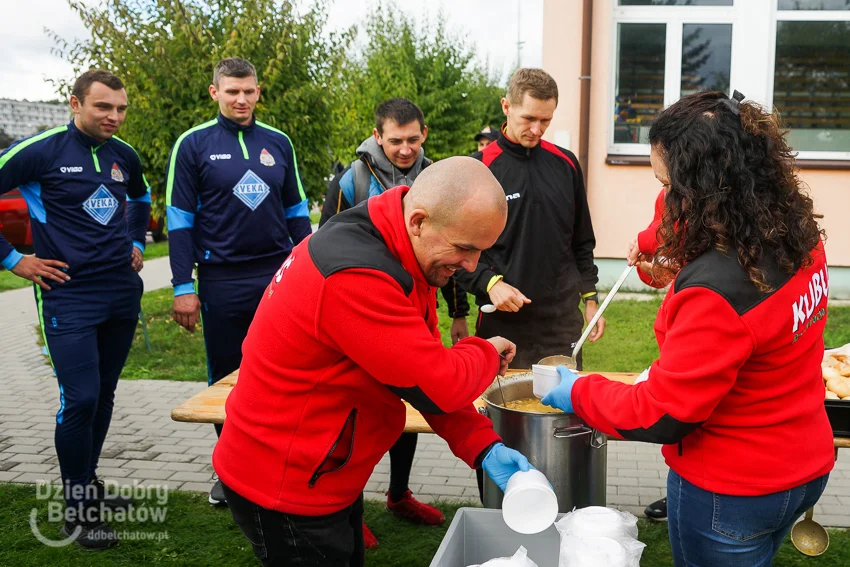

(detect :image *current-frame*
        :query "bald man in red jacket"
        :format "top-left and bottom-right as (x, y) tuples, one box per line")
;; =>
(213, 157), (533, 566)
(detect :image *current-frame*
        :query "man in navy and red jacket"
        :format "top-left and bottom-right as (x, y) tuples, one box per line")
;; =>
(166, 58), (311, 505)
(0, 70), (150, 549)
(214, 158), (533, 566)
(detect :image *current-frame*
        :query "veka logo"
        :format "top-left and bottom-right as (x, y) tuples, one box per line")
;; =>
(210, 154), (231, 161)
(82, 185), (119, 225)
(506, 193), (521, 201)
(232, 170), (270, 210)
(60, 166), (83, 173)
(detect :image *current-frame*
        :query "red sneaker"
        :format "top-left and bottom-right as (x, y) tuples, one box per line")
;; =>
(385, 490), (445, 526)
(362, 521), (378, 549)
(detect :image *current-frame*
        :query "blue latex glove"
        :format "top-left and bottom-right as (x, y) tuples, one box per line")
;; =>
(541, 366), (581, 413)
(482, 443), (532, 491)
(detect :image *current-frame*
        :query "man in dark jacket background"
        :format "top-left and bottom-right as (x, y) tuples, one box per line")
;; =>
(319, 98), (467, 547)
(458, 68), (605, 370)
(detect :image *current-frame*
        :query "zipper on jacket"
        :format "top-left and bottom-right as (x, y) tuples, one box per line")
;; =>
(308, 408), (358, 487)
(238, 131), (249, 160)
(91, 145), (102, 173)
(678, 441), (683, 457)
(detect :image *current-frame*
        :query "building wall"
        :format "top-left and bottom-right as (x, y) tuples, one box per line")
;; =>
(541, 1), (585, 160)
(0, 99), (69, 141)
(542, 0), (850, 270)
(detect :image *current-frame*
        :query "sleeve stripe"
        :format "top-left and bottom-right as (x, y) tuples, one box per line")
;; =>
(255, 121), (307, 202)
(0, 125), (68, 171)
(166, 119), (218, 207)
(167, 205), (195, 231)
(285, 199), (309, 219)
(127, 193), (152, 203)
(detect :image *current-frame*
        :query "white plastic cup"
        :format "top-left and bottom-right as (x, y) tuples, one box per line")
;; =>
(532, 364), (561, 399)
(502, 469), (559, 534)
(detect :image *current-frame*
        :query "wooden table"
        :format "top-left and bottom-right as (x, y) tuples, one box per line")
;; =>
(170, 371), (850, 449)
(170, 369), (638, 432)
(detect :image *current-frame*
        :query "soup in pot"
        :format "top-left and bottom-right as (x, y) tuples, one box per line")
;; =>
(503, 397), (564, 414)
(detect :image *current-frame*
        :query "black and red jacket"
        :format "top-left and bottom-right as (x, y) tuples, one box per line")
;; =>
(212, 187), (501, 515)
(573, 242), (834, 496)
(457, 129), (598, 314)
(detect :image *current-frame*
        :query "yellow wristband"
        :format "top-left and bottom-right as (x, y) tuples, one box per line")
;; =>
(581, 291), (597, 299)
(486, 275), (504, 293)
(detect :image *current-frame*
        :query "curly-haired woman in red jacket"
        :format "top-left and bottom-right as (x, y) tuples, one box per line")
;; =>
(544, 90), (833, 566)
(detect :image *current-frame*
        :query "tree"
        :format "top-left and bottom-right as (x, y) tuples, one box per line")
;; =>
(50, 0), (352, 211)
(0, 128), (13, 150)
(333, 3), (505, 163)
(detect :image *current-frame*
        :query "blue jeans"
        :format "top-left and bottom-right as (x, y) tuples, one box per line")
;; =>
(667, 469), (829, 566)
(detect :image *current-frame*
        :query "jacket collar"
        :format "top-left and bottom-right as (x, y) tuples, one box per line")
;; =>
(67, 120), (109, 149)
(497, 122), (538, 159)
(355, 136), (428, 190)
(217, 113), (255, 134)
(367, 186), (431, 290)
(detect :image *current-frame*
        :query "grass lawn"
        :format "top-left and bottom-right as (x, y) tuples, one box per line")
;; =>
(0, 268), (29, 292)
(125, 287), (207, 381)
(125, 289), (850, 381)
(2, 483), (847, 566)
(0, 241), (170, 293)
(143, 240), (169, 260)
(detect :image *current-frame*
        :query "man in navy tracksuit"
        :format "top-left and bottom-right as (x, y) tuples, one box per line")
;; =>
(0, 70), (150, 549)
(166, 58), (311, 506)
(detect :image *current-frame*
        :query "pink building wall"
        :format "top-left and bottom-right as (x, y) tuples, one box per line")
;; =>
(542, 0), (850, 265)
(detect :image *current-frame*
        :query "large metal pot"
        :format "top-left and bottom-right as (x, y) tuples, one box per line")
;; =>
(481, 373), (607, 513)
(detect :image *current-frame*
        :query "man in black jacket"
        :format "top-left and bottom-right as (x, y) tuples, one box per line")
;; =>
(458, 68), (605, 370)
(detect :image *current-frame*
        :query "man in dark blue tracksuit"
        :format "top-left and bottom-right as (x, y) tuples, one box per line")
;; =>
(166, 58), (311, 505)
(0, 70), (149, 549)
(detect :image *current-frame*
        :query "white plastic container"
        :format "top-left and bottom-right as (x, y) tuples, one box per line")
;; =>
(531, 364), (560, 399)
(502, 469), (559, 535)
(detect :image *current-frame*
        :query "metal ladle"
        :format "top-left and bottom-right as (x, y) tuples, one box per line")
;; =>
(791, 507), (829, 556)
(541, 264), (635, 369)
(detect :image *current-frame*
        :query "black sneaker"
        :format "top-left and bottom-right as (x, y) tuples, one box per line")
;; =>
(209, 478), (227, 507)
(91, 476), (133, 511)
(59, 516), (119, 550)
(644, 497), (668, 521)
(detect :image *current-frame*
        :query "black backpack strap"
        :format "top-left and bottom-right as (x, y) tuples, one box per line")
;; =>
(352, 159), (373, 206)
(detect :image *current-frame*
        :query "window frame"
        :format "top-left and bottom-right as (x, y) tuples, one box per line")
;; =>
(767, 6), (850, 161)
(609, 1), (850, 161)
(610, 5), (737, 156)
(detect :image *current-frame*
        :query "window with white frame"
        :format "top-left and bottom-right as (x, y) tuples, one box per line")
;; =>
(611, 0), (850, 160)
(772, 1), (850, 157)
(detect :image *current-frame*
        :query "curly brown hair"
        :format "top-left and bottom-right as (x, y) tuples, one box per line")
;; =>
(649, 91), (824, 292)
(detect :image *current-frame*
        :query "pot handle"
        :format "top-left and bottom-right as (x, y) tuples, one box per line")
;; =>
(553, 424), (593, 439)
(477, 406), (488, 417)
(590, 429), (607, 449)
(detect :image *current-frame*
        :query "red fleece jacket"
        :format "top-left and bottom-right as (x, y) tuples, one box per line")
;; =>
(636, 189), (666, 288)
(213, 187), (501, 515)
(572, 243), (834, 496)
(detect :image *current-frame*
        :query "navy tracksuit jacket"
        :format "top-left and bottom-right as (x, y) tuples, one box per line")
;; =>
(166, 114), (311, 388)
(0, 120), (151, 509)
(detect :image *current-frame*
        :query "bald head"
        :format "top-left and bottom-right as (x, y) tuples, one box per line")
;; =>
(405, 156), (506, 227)
(403, 157), (508, 287)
